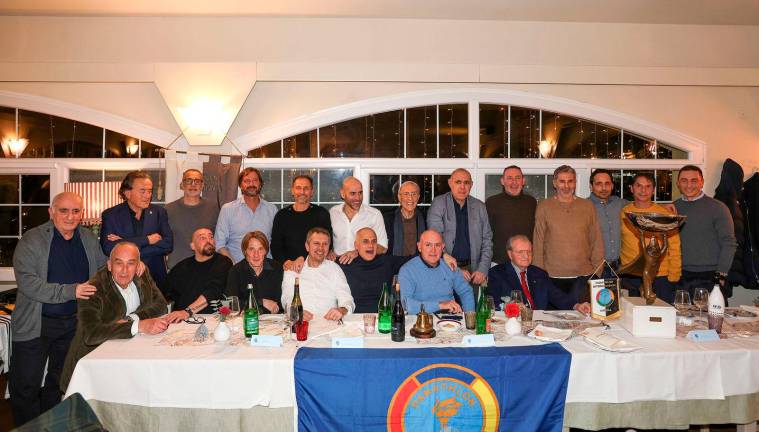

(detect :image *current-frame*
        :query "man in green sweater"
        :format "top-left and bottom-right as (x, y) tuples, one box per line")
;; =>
(674, 165), (737, 299)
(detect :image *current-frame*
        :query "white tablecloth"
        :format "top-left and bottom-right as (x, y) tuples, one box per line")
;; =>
(65, 312), (759, 409)
(0, 314), (10, 374)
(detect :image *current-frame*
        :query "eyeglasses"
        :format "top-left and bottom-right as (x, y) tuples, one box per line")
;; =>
(182, 178), (203, 185)
(184, 316), (206, 324)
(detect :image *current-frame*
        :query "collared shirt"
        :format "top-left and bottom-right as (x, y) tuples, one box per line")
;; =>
(113, 278), (141, 335)
(281, 259), (355, 315)
(451, 200), (471, 263)
(215, 196), (278, 263)
(681, 191), (705, 202)
(43, 228), (89, 317)
(329, 203), (388, 255)
(588, 194), (627, 262)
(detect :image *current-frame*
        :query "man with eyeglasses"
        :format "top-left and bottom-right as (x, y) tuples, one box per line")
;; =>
(383, 181), (427, 257)
(485, 165), (537, 264)
(9, 192), (107, 427)
(428, 168), (493, 286)
(487, 235), (590, 313)
(166, 169), (220, 269)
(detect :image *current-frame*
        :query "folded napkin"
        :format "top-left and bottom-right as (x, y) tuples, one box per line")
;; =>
(582, 327), (642, 352)
(527, 324), (573, 342)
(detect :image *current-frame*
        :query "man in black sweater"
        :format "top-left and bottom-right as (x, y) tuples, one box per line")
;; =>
(340, 227), (457, 313)
(164, 228), (232, 321)
(271, 175), (332, 266)
(674, 165), (737, 299)
(485, 165), (537, 264)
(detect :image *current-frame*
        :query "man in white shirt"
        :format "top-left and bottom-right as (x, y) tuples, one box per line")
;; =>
(281, 227), (355, 321)
(60, 242), (169, 392)
(329, 176), (388, 262)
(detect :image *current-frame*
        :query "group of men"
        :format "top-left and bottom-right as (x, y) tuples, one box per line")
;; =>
(8, 160), (736, 427)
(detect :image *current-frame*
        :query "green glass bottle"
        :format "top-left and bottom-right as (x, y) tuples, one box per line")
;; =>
(244, 283), (260, 337)
(476, 285), (491, 335)
(378, 282), (392, 334)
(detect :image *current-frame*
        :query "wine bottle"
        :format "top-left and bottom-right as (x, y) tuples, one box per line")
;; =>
(707, 274), (725, 334)
(476, 285), (491, 334)
(291, 277), (304, 333)
(243, 283), (260, 337)
(378, 282), (392, 334)
(391, 282), (405, 342)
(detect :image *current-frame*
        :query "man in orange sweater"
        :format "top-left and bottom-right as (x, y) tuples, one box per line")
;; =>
(619, 172), (681, 304)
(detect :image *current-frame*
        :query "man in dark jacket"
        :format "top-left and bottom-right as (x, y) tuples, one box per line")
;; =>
(60, 242), (168, 392)
(488, 235), (590, 313)
(384, 181), (427, 257)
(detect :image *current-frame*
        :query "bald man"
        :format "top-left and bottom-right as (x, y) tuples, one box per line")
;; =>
(428, 168), (493, 285)
(9, 192), (107, 426)
(329, 176), (388, 260)
(398, 230), (475, 314)
(60, 242), (168, 393)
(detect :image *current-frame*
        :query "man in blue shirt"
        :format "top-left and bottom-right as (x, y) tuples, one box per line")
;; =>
(588, 169), (627, 269)
(399, 230), (475, 314)
(215, 167), (278, 263)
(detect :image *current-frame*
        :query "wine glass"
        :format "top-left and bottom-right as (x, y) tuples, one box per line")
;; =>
(227, 296), (241, 317)
(486, 296), (496, 318)
(673, 290), (691, 317)
(510, 290), (524, 305)
(693, 288), (709, 320)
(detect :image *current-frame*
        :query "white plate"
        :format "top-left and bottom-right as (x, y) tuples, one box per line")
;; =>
(260, 314), (283, 322)
(436, 320), (462, 332)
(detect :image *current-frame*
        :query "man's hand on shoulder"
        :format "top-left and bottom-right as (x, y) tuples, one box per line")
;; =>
(138, 317), (169, 335)
(442, 254), (458, 271)
(75, 283), (97, 300)
(338, 250), (358, 265)
(284, 256), (305, 273)
(136, 261), (147, 277)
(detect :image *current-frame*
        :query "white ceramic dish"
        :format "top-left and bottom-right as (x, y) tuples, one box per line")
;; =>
(436, 319), (463, 332)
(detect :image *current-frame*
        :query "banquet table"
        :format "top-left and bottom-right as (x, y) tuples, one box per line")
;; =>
(64, 311), (759, 431)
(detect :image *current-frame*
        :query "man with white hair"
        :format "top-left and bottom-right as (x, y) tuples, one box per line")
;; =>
(9, 192), (107, 426)
(384, 180), (427, 257)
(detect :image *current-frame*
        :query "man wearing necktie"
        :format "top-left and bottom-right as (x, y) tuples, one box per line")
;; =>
(487, 235), (591, 313)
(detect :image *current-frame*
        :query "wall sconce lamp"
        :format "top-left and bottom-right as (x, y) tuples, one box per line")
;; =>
(125, 141), (139, 156)
(539, 139), (557, 159)
(4, 138), (29, 158)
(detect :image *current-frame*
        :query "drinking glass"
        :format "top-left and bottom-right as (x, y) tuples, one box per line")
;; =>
(693, 288), (709, 319)
(509, 290), (524, 305)
(227, 296), (241, 317)
(295, 320), (309, 341)
(486, 296), (496, 319)
(363, 314), (376, 334)
(673, 290), (691, 317)
(283, 302), (292, 335)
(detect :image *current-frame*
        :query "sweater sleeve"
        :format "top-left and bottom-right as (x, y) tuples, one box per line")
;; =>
(588, 204), (605, 272)
(532, 204), (547, 270)
(666, 231), (682, 282)
(715, 201), (738, 273)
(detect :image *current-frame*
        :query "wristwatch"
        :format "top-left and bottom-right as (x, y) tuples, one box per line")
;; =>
(184, 307), (194, 318)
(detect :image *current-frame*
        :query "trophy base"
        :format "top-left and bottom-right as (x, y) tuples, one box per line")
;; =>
(620, 296), (676, 338)
(410, 327), (436, 339)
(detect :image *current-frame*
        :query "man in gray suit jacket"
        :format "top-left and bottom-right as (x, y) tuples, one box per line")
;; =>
(9, 192), (106, 427)
(427, 168), (493, 285)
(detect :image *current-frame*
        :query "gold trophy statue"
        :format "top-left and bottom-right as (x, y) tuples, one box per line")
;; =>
(618, 212), (686, 305)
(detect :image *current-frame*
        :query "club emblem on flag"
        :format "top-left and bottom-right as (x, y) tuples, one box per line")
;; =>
(386, 363), (500, 432)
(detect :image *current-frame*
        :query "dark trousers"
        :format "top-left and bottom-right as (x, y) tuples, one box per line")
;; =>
(549, 276), (591, 304)
(9, 315), (77, 427)
(622, 276), (677, 304)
